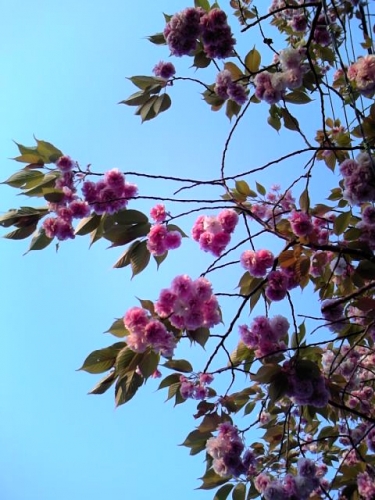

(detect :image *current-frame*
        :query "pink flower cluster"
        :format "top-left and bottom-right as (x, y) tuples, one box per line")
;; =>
(321, 298), (346, 332)
(163, 7), (235, 59)
(43, 156), (90, 240)
(192, 209), (238, 256)
(340, 153), (375, 205)
(357, 472), (375, 500)
(123, 306), (176, 358)
(283, 360), (330, 408)
(82, 168), (138, 215)
(150, 204), (167, 223)
(146, 224), (181, 256)
(254, 48), (307, 104)
(356, 205), (375, 250)
(348, 54), (375, 97)
(239, 315), (289, 358)
(214, 70), (248, 105)
(206, 423), (257, 478)
(153, 61), (176, 80)
(250, 185), (295, 223)
(179, 372), (214, 400)
(269, 0), (308, 33)
(240, 249), (274, 277)
(254, 458), (324, 500)
(155, 275), (220, 331)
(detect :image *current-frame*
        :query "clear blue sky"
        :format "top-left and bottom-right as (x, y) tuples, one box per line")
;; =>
(0, 2), (341, 500)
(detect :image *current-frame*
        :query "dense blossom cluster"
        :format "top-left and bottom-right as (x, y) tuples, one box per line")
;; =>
(250, 185), (295, 223)
(163, 7), (235, 59)
(283, 360), (330, 408)
(214, 70), (248, 105)
(254, 48), (307, 104)
(322, 343), (375, 408)
(179, 372), (214, 400)
(239, 315), (289, 358)
(191, 209), (238, 256)
(339, 153), (375, 205)
(347, 54), (375, 97)
(43, 159), (138, 240)
(123, 306), (176, 357)
(146, 224), (181, 256)
(43, 156), (90, 240)
(155, 275), (221, 331)
(356, 205), (375, 250)
(206, 423), (257, 478)
(254, 458), (325, 500)
(240, 249), (274, 277)
(82, 168), (138, 215)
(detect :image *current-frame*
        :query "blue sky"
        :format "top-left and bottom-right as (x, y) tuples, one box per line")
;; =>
(0, 2), (345, 500)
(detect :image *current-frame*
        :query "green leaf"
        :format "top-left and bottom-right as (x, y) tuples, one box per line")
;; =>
(115, 371), (143, 406)
(13, 154), (45, 164)
(189, 327), (210, 348)
(78, 342), (126, 374)
(158, 373), (181, 390)
(3, 223), (38, 240)
(356, 260), (375, 280)
(198, 469), (229, 490)
(226, 99), (242, 120)
(232, 483), (246, 500)
(299, 189), (310, 212)
(42, 188), (65, 203)
(139, 96), (158, 122)
(88, 370), (117, 395)
(194, 50), (211, 69)
(224, 62), (243, 81)
(137, 298), (155, 314)
(146, 33), (167, 45)
(154, 251), (168, 269)
(267, 114), (281, 132)
(333, 211), (351, 236)
(164, 359), (193, 373)
(245, 47), (261, 73)
(74, 213), (101, 236)
(194, 0), (210, 11)
(115, 347), (139, 373)
(214, 484), (234, 500)
(105, 318), (129, 338)
(153, 94), (172, 116)
(166, 223), (188, 238)
(235, 180), (255, 197)
(251, 364), (281, 384)
(113, 209), (149, 225)
(138, 350), (160, 378)
(34, 138), (63, 163)
(113, 240), (140, 269)
(255, 182), (266, 196)
(120, 90), (151, 107)
(130, 240), (150, 277)
(280, 107), (300, 131)
(2, 169), (44, 188)
(284, 90), (312, 104)
(128, 75), (164, 90)
(25, 228), (52, 252)
(104, 222), (151, 246)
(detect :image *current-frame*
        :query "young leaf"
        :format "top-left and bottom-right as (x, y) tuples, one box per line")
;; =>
(245, 47), (261, 73)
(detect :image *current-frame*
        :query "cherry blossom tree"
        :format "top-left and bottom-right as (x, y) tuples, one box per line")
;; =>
(2, 1), (375, 498)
